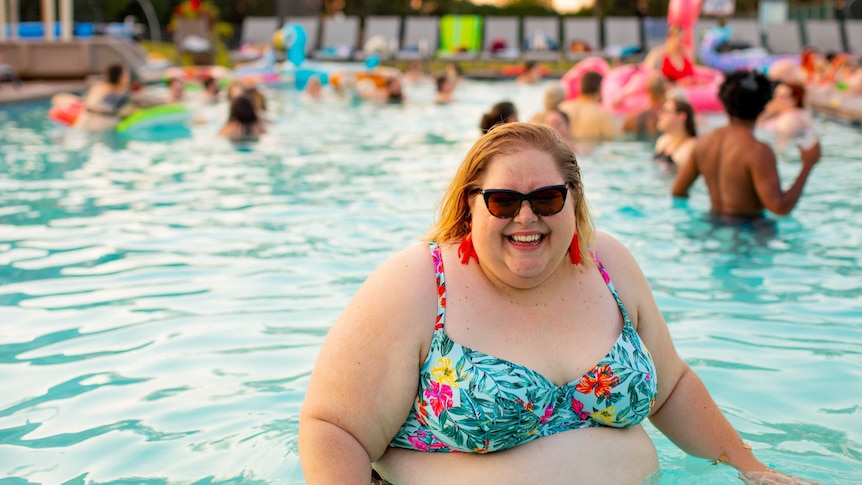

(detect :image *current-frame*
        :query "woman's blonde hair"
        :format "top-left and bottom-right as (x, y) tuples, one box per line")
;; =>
(426, 122), (595, 267)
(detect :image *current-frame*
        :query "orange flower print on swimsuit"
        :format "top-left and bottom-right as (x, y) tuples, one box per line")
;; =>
(576, 364), (620, 399)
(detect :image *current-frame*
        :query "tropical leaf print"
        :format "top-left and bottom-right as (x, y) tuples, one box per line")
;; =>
(388, 243), (659, 453)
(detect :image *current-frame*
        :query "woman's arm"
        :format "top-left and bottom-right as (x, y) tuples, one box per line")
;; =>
(671, 137), (702, 197)
(299, 243), (437, 484)
(595, 233), (817, 483)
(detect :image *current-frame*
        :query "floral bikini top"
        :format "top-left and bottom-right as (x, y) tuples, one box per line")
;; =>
(389, 242), (658, 453)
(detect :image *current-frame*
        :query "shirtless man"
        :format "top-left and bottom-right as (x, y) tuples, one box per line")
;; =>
(672, 70), (821, 218)
(558, 71), (620, 142)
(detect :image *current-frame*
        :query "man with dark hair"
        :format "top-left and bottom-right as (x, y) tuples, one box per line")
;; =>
(672, 70), (820, 218)
(558, 71), (620, 142)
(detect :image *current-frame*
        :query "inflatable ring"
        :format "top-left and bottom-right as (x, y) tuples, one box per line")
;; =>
(48, 94), (84, 126)
(601, 63), (724, 114)
(116, 104), (191, 135)
(699, 29), (795, 74)
(329, 71), (388, 90)
(164, 65), (231, 83)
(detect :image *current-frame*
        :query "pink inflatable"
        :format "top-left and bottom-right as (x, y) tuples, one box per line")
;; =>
(561, 57), (610, 99)
(668, 0), (701, 50)
(601, 63), (725, 115)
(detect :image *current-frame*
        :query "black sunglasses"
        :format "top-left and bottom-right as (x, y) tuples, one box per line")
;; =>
(474, 184), (569, 218)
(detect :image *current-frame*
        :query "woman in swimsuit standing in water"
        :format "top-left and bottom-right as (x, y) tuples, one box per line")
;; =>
(654, 98), (697, 174)
(299, 123), (818, 485)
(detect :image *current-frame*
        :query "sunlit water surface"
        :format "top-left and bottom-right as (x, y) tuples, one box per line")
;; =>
(0, 79), (860, 484)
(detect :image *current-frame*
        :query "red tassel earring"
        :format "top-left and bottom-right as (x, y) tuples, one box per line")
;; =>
(458, 223), (479, 264)
(569, 232), (580, 265)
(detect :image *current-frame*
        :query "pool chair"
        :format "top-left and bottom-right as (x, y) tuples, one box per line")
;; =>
(803, 19), (845, 54)
(724, 18), (763, 49)
(358, 16), (401, 60)
(315, 15), (360, 61)
(284, 16), (320, 58)
(764, 20), (802, 55)
(174, 17), (216, 65)
(848, 20), (862, 54)
(563, 17), (600, 62)
(602, 16), (642, 60)
(231, 16), (279, 63)
(482, 16), (521, 61)
(396, 17), (439, 61)
(0, 60), (22, 89)
(438, 15), (482, 61)
(523, 16), (561, 61)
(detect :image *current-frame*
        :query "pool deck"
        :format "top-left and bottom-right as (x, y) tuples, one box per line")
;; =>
(0, 80), (88, 105)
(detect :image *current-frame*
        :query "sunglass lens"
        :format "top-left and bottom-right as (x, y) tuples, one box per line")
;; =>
(531, 188), (565, 216)
(486, 192), (520, 217)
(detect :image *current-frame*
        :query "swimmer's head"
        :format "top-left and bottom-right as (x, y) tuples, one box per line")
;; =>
(719, 70), (772, 121)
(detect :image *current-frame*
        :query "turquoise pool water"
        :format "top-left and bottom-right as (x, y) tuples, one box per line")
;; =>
(0, 79), (860, 484)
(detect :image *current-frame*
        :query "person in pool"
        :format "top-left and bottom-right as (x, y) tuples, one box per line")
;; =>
(480, 101), (518, 134)
(299, 122), (819, 485)
(653, 97), (697, 174)
(672, 70), (821, 219)
(75, 62), (133, 131)
(217, 94), (266, 142)
(757, 81), (813, 150)
(558, 71), (620, 143)
(644, 23), (696, 85)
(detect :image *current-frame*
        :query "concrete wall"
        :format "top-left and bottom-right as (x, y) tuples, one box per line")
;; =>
(0, 38), (150, 80)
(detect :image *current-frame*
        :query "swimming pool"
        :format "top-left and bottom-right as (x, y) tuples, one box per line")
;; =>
(0, 79), (860, 484)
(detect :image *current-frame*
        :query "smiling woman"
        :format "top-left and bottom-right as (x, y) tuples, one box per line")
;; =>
(298, 122), (818, 485)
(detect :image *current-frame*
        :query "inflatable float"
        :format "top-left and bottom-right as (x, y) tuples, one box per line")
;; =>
(115, 104), (191, 136)
(164, 65), (231, 83)
(601, 63), (724, 114)
(48, 94), (85, 126)
(699, 28), (795, 74)
(48, 94), (191, 137)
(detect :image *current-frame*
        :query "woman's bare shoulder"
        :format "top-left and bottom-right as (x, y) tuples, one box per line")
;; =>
(358, 242), (437, 312)
(593, 231), (636, 265)
(592, 232), (649, 289)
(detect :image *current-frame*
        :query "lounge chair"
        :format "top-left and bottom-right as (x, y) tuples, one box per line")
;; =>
(359, 16), (401, 60)
(284, 16), (320, 58)
(725, 18), (762, 49)
(764, 21), (802, 55)
(523, 17), (561, 61)
(0, 61), (22, 89)
(231, 16), (279, 63)
(848, 20), (862, 54)
(438, 15), (482, 61)
(563, 17), (600, 61)
(316, 15), (360, 60)
(603, 16), (641, 59)
(482, 16), (521, 61)
(396, 16), (439, 61)
(803, 19), (844, 54)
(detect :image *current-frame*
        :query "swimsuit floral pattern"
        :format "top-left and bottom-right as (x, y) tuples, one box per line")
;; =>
(389, 242), (658, 453)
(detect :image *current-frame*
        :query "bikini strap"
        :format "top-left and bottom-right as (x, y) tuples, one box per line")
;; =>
(591, 250), (633, 326)
(429, 242), (446, 331)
